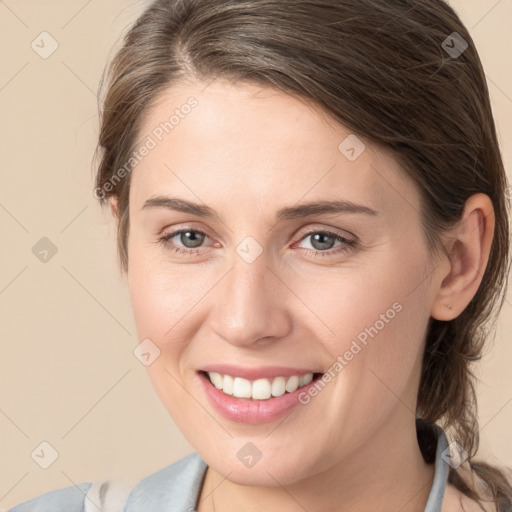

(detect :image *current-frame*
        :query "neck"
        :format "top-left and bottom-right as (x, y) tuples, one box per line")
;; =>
(199, 413), (436, 512)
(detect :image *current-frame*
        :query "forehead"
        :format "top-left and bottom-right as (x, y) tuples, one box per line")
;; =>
(130, 79), (421, 224)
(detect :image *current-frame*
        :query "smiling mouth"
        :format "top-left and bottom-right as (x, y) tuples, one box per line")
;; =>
(200, 370), (324, 400)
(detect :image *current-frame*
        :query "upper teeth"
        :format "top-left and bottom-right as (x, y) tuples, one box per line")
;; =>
(207, 372), (314, 400)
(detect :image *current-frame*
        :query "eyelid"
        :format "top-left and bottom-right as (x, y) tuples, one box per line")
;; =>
(295, 224), (356, 242)
(159, 222), (213, 238)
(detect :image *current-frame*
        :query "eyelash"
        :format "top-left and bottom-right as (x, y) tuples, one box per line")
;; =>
(157, 228), (357, 258)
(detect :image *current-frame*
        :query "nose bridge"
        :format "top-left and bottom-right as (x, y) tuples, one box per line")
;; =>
(209, 246), (291, 346)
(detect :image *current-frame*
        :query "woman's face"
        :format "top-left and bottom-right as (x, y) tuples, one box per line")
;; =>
(125, 79), (446, 485)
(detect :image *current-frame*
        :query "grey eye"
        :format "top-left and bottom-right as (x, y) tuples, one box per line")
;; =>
(176, 230), (206, 248)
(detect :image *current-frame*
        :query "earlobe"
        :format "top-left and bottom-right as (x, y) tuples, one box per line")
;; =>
(430, 193), (495, 321)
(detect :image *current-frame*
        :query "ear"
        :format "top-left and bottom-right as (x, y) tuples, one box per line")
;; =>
(109, 196), (120, 221)
(431, 193), (495, 321)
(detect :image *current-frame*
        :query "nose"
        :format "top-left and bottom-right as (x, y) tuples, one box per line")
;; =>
(208, 250), (293, 348)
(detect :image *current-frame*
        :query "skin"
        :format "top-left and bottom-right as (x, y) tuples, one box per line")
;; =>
(110, 79), (495, 512)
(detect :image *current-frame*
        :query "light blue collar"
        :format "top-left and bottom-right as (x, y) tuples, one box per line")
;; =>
(425, 427), (450, 512)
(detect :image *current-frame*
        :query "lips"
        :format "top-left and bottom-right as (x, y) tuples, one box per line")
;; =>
(197, 365), (324, 423)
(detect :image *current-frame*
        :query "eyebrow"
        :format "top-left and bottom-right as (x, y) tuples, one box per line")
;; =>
(141, 196), (379, 221)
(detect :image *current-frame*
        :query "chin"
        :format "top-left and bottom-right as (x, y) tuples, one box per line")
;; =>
(203, 442), (324, 488)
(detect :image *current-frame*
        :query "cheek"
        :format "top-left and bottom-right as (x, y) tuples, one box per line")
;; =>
(127, 235), (202, 346)
(293, 248), (430, 424)
(291, 248), (428, 357)
(127, 249), (204, 431)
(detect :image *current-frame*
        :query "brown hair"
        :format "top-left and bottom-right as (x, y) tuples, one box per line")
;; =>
(94, 0), (512, 508)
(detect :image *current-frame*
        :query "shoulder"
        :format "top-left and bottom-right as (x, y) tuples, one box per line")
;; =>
(6, 452), (207, 512)
(5, 482), (92, 512)
(124, 451), (207, 511)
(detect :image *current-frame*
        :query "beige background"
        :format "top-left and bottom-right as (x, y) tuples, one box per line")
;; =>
(1, 0), (511, 508)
